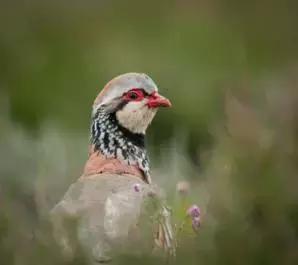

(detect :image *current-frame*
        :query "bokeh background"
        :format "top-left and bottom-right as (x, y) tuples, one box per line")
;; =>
(1, 0), (298, 264)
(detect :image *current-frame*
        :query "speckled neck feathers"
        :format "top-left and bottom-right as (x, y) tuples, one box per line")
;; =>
(91, 106), (151, 183)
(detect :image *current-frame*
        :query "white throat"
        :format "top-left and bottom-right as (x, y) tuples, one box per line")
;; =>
(116, 101), (157, 134)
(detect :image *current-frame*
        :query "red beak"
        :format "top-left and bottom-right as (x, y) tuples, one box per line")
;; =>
(147, 92), (172, 109)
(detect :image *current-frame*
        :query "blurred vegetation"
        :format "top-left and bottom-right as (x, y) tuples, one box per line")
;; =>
(1, 0), (298, 264)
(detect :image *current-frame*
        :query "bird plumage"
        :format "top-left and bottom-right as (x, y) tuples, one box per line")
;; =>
(91, 106), (150, 183)
(51, 73), (175, 263)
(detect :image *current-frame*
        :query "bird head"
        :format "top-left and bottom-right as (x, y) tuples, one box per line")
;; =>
(89, 73), (171, 182)
(92, 73), (171, 134)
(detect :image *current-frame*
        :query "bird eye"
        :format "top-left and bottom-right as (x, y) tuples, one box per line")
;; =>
(124, 89), (144, 101)
(128, 91), (138, 100)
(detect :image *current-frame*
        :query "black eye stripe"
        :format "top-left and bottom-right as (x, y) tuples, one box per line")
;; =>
(140, 89), (149, 96)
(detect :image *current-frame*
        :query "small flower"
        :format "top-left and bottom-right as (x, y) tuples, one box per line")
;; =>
(187, 204), (201, 232)
(187, 204), (200, 218)
(133, 183), (141, 192)
(176, 180), (190, 195)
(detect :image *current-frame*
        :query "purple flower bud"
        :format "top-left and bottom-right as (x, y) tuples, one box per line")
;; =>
(187, 205), (201, 218)
(133, 183), (141, 192)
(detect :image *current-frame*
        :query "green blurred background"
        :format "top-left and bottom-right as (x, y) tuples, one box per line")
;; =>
(1, 0), (298, 264)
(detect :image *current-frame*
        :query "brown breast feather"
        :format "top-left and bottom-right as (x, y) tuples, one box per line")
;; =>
(81, 145), (144, 181)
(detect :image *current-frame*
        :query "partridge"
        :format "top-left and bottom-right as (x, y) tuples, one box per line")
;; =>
(51, 73), (175, 263)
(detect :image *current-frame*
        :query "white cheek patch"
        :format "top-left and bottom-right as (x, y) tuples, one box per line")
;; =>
(116, 100), (157, 134)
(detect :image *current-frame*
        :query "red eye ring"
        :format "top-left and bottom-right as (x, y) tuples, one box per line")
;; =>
(124, 89), (145, 101)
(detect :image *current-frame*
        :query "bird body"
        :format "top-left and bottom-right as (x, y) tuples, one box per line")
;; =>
(52, 173), (166, 262)
(51, 73), (174, 262)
